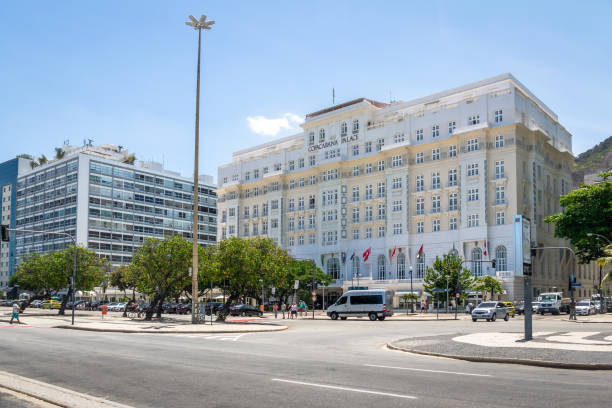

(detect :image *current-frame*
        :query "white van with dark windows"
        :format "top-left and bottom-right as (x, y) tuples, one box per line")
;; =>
(326, 289), (394, 321)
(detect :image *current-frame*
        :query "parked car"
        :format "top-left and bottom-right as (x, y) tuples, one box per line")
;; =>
(42, 300), (62, 309)
(575, 300), (596, 316)
(176, 304), (191, 314)
(502, 302), (515, 317)
(532, 301), (540, 313)
(471, 302), (509, 322)
(90, 300), (109, 311)
(105, 302), (119, 311)
(230, 304), (263, 317)
(30, 300), (44, 308)
(515, 301), (525, 315)
(109, 302), (126, 312)
(204, 302), (224, 315)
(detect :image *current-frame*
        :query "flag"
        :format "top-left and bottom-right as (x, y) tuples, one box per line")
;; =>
(350, 251), (356, 261)
(483, 240), (487, 256)
(391, 247), (397, 260)
(363, 247), (372, 262)
(416, 244), (424, 259)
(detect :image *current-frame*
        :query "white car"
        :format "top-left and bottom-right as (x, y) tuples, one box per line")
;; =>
(111, 302), (126, 312)
(106, 302), (119, 311)
(575, 300), (596, 316)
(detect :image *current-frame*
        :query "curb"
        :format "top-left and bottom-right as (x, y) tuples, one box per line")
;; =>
(55, 324), (288, 334)
(386, 342), (612, 370)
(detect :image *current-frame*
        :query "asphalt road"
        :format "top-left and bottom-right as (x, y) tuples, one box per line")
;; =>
(1, 315), (610, 408)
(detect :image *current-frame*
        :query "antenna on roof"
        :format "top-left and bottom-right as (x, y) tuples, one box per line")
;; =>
(332, 87), (335, 105)
(389, 90), (392, 103)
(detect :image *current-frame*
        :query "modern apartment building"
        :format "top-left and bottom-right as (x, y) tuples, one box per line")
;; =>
(13, 144), (217, 270)
(217, 73), (582, 303)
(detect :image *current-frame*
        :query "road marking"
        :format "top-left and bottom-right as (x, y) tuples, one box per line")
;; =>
(364, 363), (492, 377)
(157, 333), (248, 341)
(271, 379), (417, 399)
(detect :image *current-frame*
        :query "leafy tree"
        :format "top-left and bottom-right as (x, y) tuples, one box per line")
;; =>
(472, 275), (503, 301)
(278, 259), (331, 307)
(545, 172), (612, 263)
(129, 235), (195, 320)
(110, 265), (139, 316)
(423, 254), (473, 304)
(9, 253), (62, 310)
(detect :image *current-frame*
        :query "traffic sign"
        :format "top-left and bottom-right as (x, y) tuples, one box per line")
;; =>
(572, 283), (582, 287)
(294, 280), (299, 289)
(432, 288), (451, 293)
(455, 293), (460, 298)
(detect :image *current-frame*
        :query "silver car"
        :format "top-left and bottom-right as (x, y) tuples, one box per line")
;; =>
(471, 302), (509, 322)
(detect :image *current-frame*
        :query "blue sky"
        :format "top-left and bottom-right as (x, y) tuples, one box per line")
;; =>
(1, 1), (611, 182)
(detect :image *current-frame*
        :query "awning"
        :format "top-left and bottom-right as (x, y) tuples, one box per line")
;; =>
(395, 291), (420, 296)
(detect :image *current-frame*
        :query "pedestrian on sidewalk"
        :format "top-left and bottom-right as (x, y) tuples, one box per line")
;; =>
(291, 302), (298, 319)
(10, 301), (22, 324)
(281, 302), (286, 319)
(425, 298), (429, 314)
(273, 303), (278, 319)
(420, 299), (425, 314)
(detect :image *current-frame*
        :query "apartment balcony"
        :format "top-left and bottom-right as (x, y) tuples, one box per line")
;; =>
(453, 121), (490, 136)
(263, 169), (284, 179)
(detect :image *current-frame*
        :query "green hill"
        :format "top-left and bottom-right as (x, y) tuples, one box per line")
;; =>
(573, 135), (612, 186)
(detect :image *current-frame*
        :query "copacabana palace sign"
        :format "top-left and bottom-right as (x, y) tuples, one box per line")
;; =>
(307, 134), (359, 152)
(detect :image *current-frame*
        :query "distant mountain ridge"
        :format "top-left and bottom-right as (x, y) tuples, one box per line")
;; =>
(572, 135), (612, 186)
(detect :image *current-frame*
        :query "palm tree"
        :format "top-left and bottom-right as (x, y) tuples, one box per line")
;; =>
(37, 154), (48, 166)
(29, 160), (39, 169)
(122, 154), (136, 165)
(54, 147), (65, 160)
(597, 244), (612, 285)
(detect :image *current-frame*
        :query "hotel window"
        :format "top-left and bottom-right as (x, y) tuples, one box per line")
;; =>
(494, 110), (503, 123)
(271, 218), (278, 229)
(298, 196), (304, 210)
(271, 181), (279, 191)
(289, 180), (295, 189)
(223, 177), (228, 184)
(298, 158), (305, 168)
(319, 129), (325, 142)
(432, 219), (440, 232)
(432, 172), (440, 189)
(432, 195), (440, 213)
(263, 203), (268, 216)
(365, 185), (373, 200)
(308, 176), (314, 185)
(253, 205), (258, 217)
(365, 163), (372, 174)
(416, 152), (424, 164)
(417, 221), (424, 234)
(289, 236), (294, 246)
(416, 198), (424, 215)
(378, 226), (385, 238)
(245, 189), (251, 198)
(365, 227), (372, 239)
(308, 132), (315, 145)
(352, 166), (359, 176)
(274, 163), (281, 171)
(309, 234), (315, 244)
(432, 124), (440, 138)
(416, 175), (424, 192)
(496, 211), (505, 225)
(467, 163), (479, 177)
(449, 145), (457, 158)
(467, 188), (479, 202)
(288, 217), (295, 231)
(365, 206), (373, 221)
(448, 169), (457, 186)
(365, 141), (372, 153)
(352, 208), (359, 223)
(252, 223), (259, 236)
(376, 138), (385, 151)
(352, 145), (359, 156)
(378, 160), (385, 171)
(288, 161), (295, 171)
(377, 182), (385, 198)
(263, 167), (269, 174)
(309, 155), (315, 166)
(392, 177), (402, 189)
(262, 220), (268, 234)
(229, 225), (235, 235)
(449, 217), (457, 230)
(392, 200), (402, 212)
(221, 210), (227, 222)
(353, 119), (359, 133)
(467, 138), (479, 152)
(495, 160), (505, 179)
(416, 129), (424, 141)
(245, 171), (250, 181)
(298, 235), (304, 245)
(309, 214), (315, 228)
(495, 135), (504, 148)
(393, 133), (405, 143)
(432, 148), (440, 161)
(468, 214), (479, 227)
(271, 200), (278, 209)
(298, 215), (305, 230)
(495, 186), (505, 204)
(229, 208), (235, 217)
(353, 229), (359, 240)
(393, 223), (402, 235)
(254, 169), (259, 178)
(288, 199), (295, 212)
(244, 223), (249, 236)
(468, 115), (480, 125)
(449, 193), (458, 211)
(352, 187), (359, 202)
(448, 121), (456, 134)
(341, 122), (348, 136)
(392, 155), (403, 167)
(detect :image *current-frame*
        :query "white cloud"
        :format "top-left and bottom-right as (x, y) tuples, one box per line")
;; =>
(247, 113), (303, 137)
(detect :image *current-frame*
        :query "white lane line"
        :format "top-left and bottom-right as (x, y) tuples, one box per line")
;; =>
(271, 379), (417, 400)
(364, 364), (491, 377)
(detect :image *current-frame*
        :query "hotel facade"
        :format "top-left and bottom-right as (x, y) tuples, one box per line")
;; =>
(217, 74), (589, 304)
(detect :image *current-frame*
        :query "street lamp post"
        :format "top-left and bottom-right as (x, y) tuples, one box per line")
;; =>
(186, 14), (214, 324)
(409, 265), (413, 313)
(587, 233), (610, 313)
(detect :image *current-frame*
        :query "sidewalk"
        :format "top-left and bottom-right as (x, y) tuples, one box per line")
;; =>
(263, 310), (471, 321)
(388, 329), (612, 370)
(0, 309), (287, 334)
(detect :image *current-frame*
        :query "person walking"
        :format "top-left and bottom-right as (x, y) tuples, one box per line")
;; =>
(10, 301), (21, 324)
(420, 299), (425, 314)
(273, 303), (278, 319)
(290, 302), (298, 319)
(281, 302), (286, 319)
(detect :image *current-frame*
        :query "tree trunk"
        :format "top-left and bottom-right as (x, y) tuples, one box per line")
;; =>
(216, 294), (238, 322)
(145, 293), (164, 321)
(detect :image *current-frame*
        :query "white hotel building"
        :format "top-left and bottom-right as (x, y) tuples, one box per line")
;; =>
(217, 74), (579, 303)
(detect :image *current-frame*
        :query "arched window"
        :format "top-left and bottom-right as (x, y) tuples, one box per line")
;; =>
(471, 247), (482, 276)
(319, 129), (326, 143)
(327, 258), (340, 280)
(353, 119), (359, 132)
(377, 254), (386, 280)
(397, 253), (406, 279)
(495, 246), (507, 271)
(352, 256), (360, 279)
(416, 254), (425, 278)
(340, 122), (348, 136)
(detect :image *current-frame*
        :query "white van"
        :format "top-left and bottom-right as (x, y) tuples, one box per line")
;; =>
(326, 289), (394, 321)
